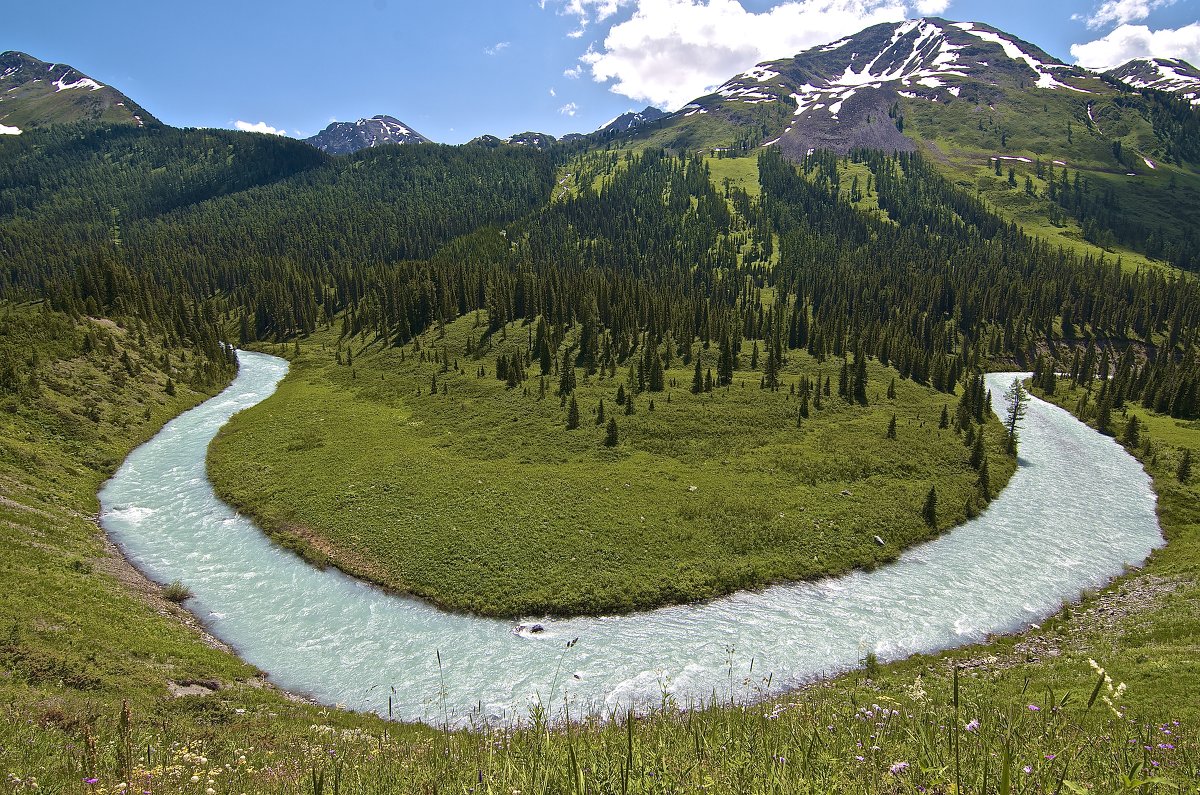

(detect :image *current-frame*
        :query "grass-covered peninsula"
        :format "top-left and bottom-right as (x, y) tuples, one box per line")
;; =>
(208, 314), (1014, 617)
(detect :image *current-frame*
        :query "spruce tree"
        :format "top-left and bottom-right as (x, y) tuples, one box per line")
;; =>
(887, 377), (896, 399)
(922, 486), (938, 527)
(1123, 414), (1139, 447)
(939, 405), (949, 429)
(596, 398), (606, 425)
(566, 396), (580, 430)
(886, 413), (897, 439)
(691, 354), (703, 394)
(1179, 448), (1193, 483)
(970, 434), (985, 469)
(852, 353), (868, 404)
(605, 417), (618, 447)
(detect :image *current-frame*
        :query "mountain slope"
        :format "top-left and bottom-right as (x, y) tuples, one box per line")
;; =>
(0, 51), (157, 132)
(622, 18), (1200, 270)
(305, 114), (430, 154)
(1108, 57), (1200, 104)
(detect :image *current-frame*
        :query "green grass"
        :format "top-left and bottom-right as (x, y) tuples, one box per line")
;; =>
(901, 85), (1198, 275)
(208, 314), (1013, 618)
(705, 155), (762, 197)
(2, 302), (1199, 793)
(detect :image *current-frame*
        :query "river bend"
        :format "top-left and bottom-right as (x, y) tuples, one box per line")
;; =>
(99, 352), (1162, 724)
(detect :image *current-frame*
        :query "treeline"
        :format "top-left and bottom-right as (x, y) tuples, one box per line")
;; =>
(2, 122), (1200, 420)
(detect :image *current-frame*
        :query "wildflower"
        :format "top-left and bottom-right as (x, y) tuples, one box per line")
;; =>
(1022, 766), (1033, 775)
(889, 761), (909, 775)
(965, 719), (980, 733)
(1044, 754), (1056, 760)
(84, 779), (99, 786)
(1027, 704), (1040, 712)
(855, 756), (865, 762)
(1157, 743), (1175, 751)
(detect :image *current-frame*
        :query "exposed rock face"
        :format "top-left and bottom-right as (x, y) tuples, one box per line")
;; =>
(305, 115), (430, 154)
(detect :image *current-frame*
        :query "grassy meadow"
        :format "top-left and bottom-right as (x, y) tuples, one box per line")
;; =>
(901, 85), (1199, 274)
(208, 314), (1013, 617)
(0, 302), (1198, 792)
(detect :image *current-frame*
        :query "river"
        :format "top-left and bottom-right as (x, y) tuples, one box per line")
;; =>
(99, 351), (1162, 724)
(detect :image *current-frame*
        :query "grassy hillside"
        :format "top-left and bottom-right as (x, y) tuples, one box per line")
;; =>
(901, 85), (1200, 273)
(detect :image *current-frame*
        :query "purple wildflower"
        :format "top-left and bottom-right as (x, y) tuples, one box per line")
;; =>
(1027, 704), (1040, 712)
(889, 761), (909, 775)
(965, 719), (980, 733)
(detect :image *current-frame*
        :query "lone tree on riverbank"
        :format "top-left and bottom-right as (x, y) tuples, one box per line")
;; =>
(922, 485), (938, 526)
(1003, 378), (1029, 454)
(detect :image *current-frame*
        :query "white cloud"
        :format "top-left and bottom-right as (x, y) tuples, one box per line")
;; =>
(1079, 0), (1176, 30)
(576, 0), (935, 111)
(550, 87), (558, 96)
(564, 63), (584, 78)
(234, 120), (286, 135)
(1071, 21), (1200, 69)
(485, 41), (511, 55)
(560, 101), (580, 115)
(555, 0), (635, 26)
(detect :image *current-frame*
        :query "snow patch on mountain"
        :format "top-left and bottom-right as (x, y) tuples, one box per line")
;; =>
(952, 23), (1087, 92)
(53, 75), (103, 92)
(0, 123), (21, 134)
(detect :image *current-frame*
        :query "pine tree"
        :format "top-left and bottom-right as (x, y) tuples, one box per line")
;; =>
(1003, 378), (1029, 454)
(616, 383), (626, 405)
(1095, 392), (1113, 436)
(852, 352), (868, 404)
(691, 353), (703, 394)
(887, 377), (896, 399)
(1123, 414), (1139, 447)
(1179, 448), (1193, 483)
(596, 398), (606, 425)
(939, 405), (949, 429)
(886, 413), (897, 439)
(604, 417), (618, 447)
(970, 434), (985, 469)
(922, 485), (938, 527)
(566, 396), (580, 430)
(625, 395), (635, 415)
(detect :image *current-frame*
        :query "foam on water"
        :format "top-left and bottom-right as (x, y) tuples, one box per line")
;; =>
(99, 352), (1163, 724)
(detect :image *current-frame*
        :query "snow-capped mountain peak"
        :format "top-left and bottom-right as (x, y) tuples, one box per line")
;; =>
(676, 18), (1101, 156)
(305, 115), (431, 155)
(1107, 57), (1200, 105)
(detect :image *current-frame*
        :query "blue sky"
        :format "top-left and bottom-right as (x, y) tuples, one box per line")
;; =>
(5, 0), (1198, 143)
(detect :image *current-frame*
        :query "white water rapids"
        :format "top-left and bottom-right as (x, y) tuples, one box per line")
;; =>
(99, 351), (1162, 724)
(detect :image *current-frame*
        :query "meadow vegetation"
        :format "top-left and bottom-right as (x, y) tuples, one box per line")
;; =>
(209, 313), (1013, 617)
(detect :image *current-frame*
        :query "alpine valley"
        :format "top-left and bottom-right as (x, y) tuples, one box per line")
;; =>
(2, 13), (1200, 795)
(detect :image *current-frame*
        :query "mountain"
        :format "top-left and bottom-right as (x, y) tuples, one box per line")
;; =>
(304, 114), (429, 154)
(658, 18), (1103, 157)
(616, 18), (1200, 270)
(506, 131), (556, 149)
(468, 131), (558, 149)
(0, 50), (157, 133)
(597, 106), (667, 134)
(1107, 57), (1200, 104)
